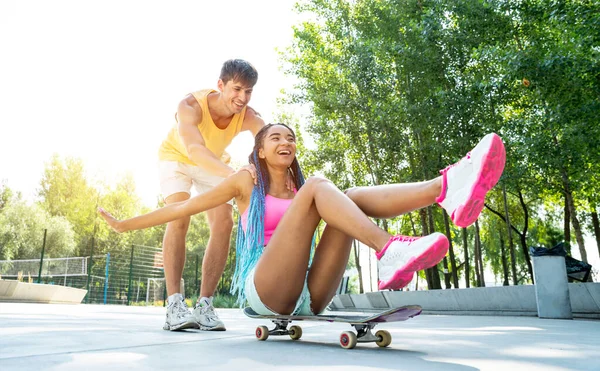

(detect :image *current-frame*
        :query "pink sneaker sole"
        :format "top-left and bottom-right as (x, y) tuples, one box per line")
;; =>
(452, 133), (506, 228)
(378, 235), (449, 290)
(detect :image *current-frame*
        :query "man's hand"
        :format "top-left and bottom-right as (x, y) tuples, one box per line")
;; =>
(98, 207), (126, 233)
(236, 164), (258, 184)
(235, 164), (294, 190)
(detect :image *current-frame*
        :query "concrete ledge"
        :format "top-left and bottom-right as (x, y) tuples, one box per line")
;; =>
(331, 283), (600, 319)
(0, 280), (87, 304)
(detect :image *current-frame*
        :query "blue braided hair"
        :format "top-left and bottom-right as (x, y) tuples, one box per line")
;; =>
(230, 123), (307, 305)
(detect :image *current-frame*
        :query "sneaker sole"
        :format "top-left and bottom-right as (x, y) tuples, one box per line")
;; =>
(378, 234), (449, 290)
(163, 321), (200, 331)
(452, 133), (506, 228)
(199, 324), (226, 331)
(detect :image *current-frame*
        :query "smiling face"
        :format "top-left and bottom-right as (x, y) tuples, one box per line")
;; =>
(218, 79), (253, 114)
(258, 124), (297, 168)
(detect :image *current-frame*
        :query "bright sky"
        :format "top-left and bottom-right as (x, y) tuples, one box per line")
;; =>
(0, 0), (305, 206)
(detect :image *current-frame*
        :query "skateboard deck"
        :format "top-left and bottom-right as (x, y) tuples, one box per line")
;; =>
(244, 305), (422, 349)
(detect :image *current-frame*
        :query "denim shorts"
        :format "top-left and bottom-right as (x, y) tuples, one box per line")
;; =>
(245, 267), (315, 316)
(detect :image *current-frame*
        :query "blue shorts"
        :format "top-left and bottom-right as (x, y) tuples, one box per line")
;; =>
(245, 267), (316, 316)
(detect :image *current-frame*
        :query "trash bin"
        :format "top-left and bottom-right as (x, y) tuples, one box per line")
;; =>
(530, 242), (573, 319)
(530, 242), (593, 282)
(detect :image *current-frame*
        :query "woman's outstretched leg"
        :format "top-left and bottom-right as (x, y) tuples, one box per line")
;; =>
(344, 178), (442, 219)
(346, 133), (506, 228)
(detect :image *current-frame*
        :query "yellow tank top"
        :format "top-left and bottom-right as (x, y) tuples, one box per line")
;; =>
(157, 89), (246, 165)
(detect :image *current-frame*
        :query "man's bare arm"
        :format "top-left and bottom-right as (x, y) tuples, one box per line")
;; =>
(177, 95), (235, 178)
(240, 106), (266, 137)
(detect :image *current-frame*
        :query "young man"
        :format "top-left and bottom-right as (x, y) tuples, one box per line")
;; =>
(157, 59), (264, 331)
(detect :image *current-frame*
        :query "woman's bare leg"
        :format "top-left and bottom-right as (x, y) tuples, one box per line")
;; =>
(345, 178), (442, 219)
(301, 179), (444, 313)
(306, 224), (353, 313)
(253, 177), (391, 314)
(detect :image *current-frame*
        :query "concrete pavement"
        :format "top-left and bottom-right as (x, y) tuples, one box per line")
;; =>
(0, 303), (599, 371)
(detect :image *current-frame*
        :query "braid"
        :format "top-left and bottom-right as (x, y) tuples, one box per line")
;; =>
(230, 123), (313, 305)
(231, 151), (267, 304)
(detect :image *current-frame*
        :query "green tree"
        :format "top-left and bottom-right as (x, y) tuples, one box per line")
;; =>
(0, 199), (75, 261)
(38, 154), (99, 254)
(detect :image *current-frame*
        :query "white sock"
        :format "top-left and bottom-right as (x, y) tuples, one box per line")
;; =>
(167, 293), (183, 305)
(198, 296), (213, 307)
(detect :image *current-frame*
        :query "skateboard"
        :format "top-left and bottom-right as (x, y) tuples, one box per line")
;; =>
(243, 305), (422, 349)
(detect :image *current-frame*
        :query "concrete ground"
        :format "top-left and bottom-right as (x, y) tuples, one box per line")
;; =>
(0, 303), (598, 371)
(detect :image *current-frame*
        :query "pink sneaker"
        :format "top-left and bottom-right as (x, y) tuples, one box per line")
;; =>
(377, 233), (449, 290)
(437, 133), (506, 228)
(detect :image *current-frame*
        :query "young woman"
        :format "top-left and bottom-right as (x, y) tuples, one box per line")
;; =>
(99, 123), (505, 318)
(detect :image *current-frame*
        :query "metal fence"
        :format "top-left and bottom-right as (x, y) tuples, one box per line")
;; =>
(0, 244), (202, 306)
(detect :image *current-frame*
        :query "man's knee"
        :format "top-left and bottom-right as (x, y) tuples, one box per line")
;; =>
(209, 213), (234, 235)
(166, 218), (190, 234)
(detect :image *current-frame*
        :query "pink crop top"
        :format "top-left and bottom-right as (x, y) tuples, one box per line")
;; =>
(240, 194), (294, 246)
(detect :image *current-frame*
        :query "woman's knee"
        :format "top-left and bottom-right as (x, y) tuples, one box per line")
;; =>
(303, 176), (333, 192)
(344, 186), (361, 199)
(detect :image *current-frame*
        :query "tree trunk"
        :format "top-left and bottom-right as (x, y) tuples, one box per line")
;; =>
(561, 170), (587, 263)
(353, 240), (364, 294)
(564, 194), (572, 255)
(592, 206), (600, 262)
(442, 257), (452, 289)
(419, 209), (433, 288)
(443, 211), (459, 288)
(426, 207), (442, 290)
(368, 248), (373, 292)
(502, 183), (518, 285)
(473, 228), (481, 287)
(462, 228), (470, 288)
(475, 220), (485, 287)
(381, 219), (389, 233)
(517, 190), (534, 282)
(499, 231), (510, 286)
(409, 212), (418, 235)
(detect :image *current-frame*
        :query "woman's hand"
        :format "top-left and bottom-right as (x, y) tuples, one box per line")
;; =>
(98, 207), (126, 233)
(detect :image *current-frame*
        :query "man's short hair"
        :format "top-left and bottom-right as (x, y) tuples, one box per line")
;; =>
(220, 59), (258, 87)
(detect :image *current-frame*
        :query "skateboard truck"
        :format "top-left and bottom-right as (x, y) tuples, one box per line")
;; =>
(255, 319), (391, 349)
(245, 305), (420, 349)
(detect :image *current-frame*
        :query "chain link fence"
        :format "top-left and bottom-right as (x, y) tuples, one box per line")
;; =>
(0, 244), (202, 306)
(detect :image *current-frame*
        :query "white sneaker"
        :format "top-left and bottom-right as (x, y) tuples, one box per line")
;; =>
(437, 133), (506, 228)
(377, 233), (449, 290)
(193, 297), (226, 331)
(163, 294), (199, 331)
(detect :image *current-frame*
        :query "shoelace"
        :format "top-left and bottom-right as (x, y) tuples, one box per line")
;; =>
(390, 235), (420, 245)
(197, 304), (219, 322)
(170, 300), (191, 320)
(441, 152), (472, 174)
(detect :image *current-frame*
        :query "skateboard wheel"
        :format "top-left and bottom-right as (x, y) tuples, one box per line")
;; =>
(339, 331), (357, 349)
(375, 330), (392, 347)
(289, 325), (302, 340)
(256, 325), (269, 341)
